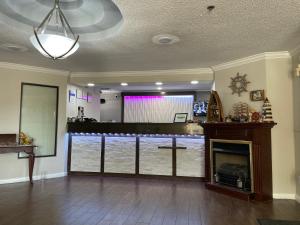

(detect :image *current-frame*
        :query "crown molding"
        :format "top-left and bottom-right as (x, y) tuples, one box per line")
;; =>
(212, 51), (291, 71)
(0, 51), (292, 78)
(0, 62), (70, 76)
(71, 68), (214, 78)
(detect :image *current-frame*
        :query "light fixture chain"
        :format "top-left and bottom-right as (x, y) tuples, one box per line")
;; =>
(59, 13), (68, 37)
(37, 8), (54, 31)
(58, 8), (77, 39)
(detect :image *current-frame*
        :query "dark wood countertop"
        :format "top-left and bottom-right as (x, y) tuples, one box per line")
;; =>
(67, 122), (203, 135)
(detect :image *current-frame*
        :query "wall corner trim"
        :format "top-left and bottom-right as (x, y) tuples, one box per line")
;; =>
(296, 194), (300, 203)
(0, 172), (67, 185)
(212, 51), (291, 71)
(273, 193), (296, 200)
(0, 62), (70, 76)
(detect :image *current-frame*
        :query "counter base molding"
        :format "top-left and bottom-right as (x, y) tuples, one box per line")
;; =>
(68, 131), (205, 180)
(201, 122), (276, 201)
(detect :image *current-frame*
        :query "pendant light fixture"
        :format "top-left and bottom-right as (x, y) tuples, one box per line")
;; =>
(30, 0), (79, 60)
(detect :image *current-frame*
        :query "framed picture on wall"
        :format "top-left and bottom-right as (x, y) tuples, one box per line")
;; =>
(174, 113), (188, 123)
(250, 90), (265, 101)
(76, 89), (83, 99)
(68, 90), (76, 102)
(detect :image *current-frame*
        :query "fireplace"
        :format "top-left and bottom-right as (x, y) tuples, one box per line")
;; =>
(201, 122), (276, 201)
(210, 139), (253, 193)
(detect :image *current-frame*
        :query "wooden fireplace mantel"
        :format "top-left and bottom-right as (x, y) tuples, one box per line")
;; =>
(200, 122), (276, 201)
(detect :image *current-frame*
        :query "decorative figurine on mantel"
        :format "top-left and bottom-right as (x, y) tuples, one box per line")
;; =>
(207, 91), (224, 122)
(230, 102), (250, 122)
(229, 73), (251, 96)
(19, 132), (33, 145)
(262, 98), (273, 122)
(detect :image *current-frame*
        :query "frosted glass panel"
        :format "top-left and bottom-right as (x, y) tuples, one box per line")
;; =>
(176, 138), (205, 177)
(140, 137), (172, 175)
(71, 136), (101, 172)
(20, 84), (58, 157)
(104, 137), (136, 173)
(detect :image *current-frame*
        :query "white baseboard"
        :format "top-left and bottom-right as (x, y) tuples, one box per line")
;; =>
(296, 195), (300, 203)
(273, 193), (296, 200)
(0, 172), (67, 185)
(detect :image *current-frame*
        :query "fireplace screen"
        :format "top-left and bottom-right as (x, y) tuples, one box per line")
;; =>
(210, 139), (253, 192)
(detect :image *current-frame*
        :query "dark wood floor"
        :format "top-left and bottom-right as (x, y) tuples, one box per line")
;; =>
(0, 176), (299, 225)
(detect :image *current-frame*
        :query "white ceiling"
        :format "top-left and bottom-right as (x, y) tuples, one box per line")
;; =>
(0, 0), (300, 72)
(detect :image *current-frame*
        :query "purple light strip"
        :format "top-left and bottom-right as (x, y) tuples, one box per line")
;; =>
(124, 96), (164, 101)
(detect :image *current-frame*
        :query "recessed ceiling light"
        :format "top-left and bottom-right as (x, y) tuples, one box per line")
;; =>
(155, 82), (163, 86)
(0, 43), (28, 52)
(152, 34), (180, 45)
(157, 87), (162, 90)
(87, 83), (95, 87)
(161, 92), (166, 95)
(121, 83), (128, 86)
(191, 80), (199, 84)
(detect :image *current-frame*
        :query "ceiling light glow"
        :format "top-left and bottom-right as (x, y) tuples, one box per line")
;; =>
(157, 87), (162, 90)
(121, 83), (128, 86)
(87, 83), (95, 87)
(155, 82), (163, 85)
(191, 80), (199, 84)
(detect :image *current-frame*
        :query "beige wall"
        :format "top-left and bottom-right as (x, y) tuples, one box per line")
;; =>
(67, 84), (101, 121)
(291, 52), (300, 201)
(265, 58), (296, 196)
(214, 60), (266, 114)
(0, 66), (68, 182)
(214, 57), (296, 198)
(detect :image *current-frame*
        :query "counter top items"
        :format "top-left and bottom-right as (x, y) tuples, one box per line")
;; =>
(0, 134), (36, 184)
(174, 113), (188, 123)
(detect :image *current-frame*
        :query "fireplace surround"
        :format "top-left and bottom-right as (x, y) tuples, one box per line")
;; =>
(201, 122), (276, 201)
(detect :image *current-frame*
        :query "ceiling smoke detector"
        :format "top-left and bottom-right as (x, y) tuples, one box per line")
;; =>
(152, 34), (180, 45)
(0, 43), (28, 52)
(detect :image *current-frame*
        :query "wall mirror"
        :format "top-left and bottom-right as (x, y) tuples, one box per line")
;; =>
(19, 83), (59, 158)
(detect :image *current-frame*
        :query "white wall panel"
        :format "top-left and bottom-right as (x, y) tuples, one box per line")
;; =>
(124, 95), (193, 123)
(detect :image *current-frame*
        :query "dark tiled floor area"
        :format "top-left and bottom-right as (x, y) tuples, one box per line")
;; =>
(0, 176), (299, 225)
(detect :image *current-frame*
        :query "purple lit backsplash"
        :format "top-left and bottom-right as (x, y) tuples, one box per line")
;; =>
(124, 95), (193, 101)
(124, 96), (163, 101)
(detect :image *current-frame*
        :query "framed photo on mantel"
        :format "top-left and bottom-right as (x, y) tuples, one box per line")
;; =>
(174, 113), (188, 123)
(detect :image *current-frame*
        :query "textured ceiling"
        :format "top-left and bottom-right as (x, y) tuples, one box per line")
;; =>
(0, 0), (300, 72)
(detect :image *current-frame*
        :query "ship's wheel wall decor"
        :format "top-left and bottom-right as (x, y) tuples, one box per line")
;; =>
(229, 73), (251, 96)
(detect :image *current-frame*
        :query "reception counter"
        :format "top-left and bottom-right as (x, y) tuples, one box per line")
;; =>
(67, 122), (205, 179)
